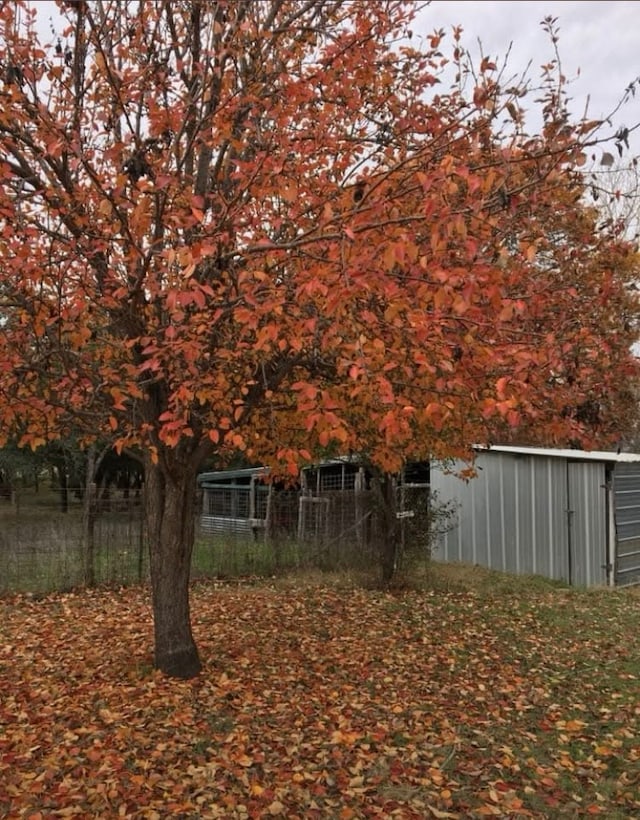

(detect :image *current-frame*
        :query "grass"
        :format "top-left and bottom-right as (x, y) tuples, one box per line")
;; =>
(0, 529), (323, 595)
(0, 490), (378, 594)
(1, 565), (639, 818)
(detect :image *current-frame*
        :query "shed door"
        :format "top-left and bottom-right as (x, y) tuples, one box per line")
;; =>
(614, 462), (640, 586)
(567, 461), (607, 587)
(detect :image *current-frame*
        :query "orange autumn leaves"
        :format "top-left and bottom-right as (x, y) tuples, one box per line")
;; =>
(0, 1), (635, 473)
(1, 580), (639, 817)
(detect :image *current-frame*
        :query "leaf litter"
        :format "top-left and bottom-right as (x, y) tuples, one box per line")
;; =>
(0, 580), (639, 818)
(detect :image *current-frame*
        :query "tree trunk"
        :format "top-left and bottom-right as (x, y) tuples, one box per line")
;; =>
(145, 455), (202, 678)
(373, 472), (400, 586)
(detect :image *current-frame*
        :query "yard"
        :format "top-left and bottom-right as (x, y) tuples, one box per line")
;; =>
(1, 566), (639, 818)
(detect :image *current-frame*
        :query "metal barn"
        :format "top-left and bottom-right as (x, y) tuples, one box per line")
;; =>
(197, 459), (431, 545)
(430, 445), (640, 587)
(198, 467), (271, 536)
(196, 460), (367, 539)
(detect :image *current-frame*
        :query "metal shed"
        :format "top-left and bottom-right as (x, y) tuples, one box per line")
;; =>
(197, 459), (371, 540)
(198, 466), (270, 536)
(430, 445), (640, 587)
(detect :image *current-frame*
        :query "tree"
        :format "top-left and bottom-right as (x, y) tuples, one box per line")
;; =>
(0, 1), (637, 677)
(583, 71), (640, 244)
(0, 440), (45, 495)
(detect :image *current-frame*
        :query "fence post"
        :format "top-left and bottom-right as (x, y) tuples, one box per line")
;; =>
(82, 464), (97, 589)
(137, 491), (146, 582)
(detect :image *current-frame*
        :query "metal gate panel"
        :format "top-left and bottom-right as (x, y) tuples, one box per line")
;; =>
(567, 461), (607, 587)
(614, 462), (640, 586)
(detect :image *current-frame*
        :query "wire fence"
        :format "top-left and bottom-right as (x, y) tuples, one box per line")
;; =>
(0, 491), (145, 593)
(0, 483), (433, 595)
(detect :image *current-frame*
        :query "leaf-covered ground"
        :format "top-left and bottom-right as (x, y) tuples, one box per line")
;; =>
(1, 571), (639, 819)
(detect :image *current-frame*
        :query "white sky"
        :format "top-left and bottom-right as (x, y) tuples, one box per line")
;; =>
(417, 1), (640, 149)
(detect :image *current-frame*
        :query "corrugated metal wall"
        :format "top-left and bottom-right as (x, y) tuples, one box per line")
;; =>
(199, 515), (258, 536)
(431, 452), (609, 586)
(614, 462), (640, 586)
(566, 461), (608, 587)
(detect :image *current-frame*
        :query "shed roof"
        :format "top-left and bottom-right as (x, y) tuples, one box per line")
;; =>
(477, 445), (640, 464)
(198, 466), (268, 486)
(198, 458), (362, 486)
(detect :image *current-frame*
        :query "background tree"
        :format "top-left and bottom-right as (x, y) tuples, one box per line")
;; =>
(0, 1), (637, 677)
(584, 71), (640, 244)
(589, 153), (640, 242)
(578, 89), (640, 449)
(0, 440), (47, 496)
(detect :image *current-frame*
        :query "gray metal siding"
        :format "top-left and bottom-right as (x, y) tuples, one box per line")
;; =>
(529, 456), (570, 581)
(431, 452), (611, 586)
(567, 461), (607, 586)
(199, 515), (263, 536)
(432, 453), (565, 582)
(498, 455), (518, 573)
(614, 462), (640, 586)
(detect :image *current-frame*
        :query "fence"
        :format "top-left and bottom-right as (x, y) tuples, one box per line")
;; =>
(0, 481), (432, 595)
(0, 489), (145, 594)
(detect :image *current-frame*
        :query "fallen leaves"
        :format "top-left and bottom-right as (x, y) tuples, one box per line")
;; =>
(0, 581), (639, 818)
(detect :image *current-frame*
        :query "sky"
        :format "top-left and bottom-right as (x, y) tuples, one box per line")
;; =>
(415, 1), (640, 150)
